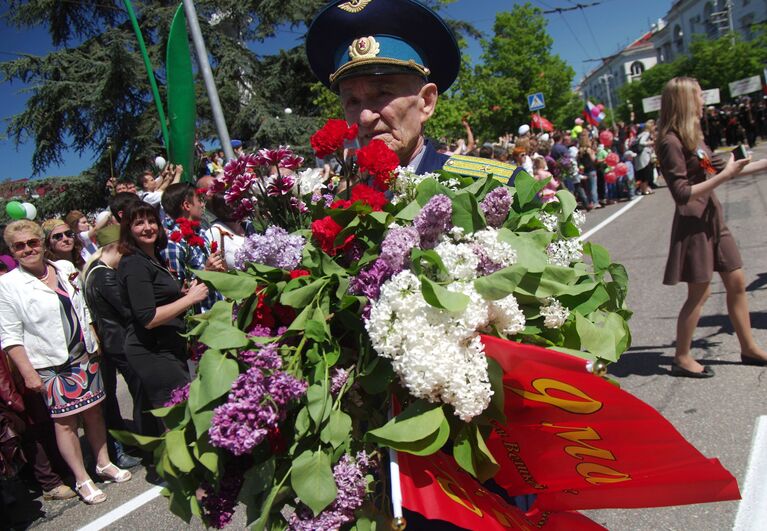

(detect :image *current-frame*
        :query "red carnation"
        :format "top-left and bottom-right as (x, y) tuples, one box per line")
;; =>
(210, 242), (219, 254)
(289, 269), (310, 279)
(310, 119), (359, 158)
(330, 199), (353, 210)
(169, 231), (183, 243)
(188, 236), (206, 248)
(356, 139), (400, 190)
(311, 216), (355, 256)
(350, 183), (388, 211)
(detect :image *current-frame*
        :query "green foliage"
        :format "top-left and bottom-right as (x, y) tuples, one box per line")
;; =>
(0, 174), (105, 225)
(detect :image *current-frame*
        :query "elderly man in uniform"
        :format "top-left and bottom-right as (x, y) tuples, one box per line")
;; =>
(306, 0), (460, 175)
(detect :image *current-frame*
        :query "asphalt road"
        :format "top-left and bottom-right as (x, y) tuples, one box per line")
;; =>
(11, 149), (767, 531)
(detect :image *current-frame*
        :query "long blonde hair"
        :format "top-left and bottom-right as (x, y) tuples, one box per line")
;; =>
(658, 77), (703, 151)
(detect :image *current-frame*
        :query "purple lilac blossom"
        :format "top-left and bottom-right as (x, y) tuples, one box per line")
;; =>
(289, 452), (375, 531)
(349, 259), (395, 302)
(235, 226), (305, 271)
(343, 239), (365, 264)
(163, 383), (190, 408)
(472, 244), (503, 276)
(200, 463), (245, 529)
(239, 342), (281, 367)
(480, 187), (512, 228)
(330, 367), (350, 397)
(379, 227), (420, 271)
(414, 194), (452, 249)
(208, 361), (307, 456)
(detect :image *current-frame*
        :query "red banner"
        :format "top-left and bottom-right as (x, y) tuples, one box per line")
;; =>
(398, 450), (605, 530)
(530, 113), (554, 132)
(481, 335), (740, 511)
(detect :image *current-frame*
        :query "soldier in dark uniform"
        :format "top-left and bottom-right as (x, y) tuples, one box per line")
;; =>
(306, 0), (461, 175)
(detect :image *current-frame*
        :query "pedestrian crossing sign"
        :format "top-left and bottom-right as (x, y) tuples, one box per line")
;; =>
(528, 92), (545, 111)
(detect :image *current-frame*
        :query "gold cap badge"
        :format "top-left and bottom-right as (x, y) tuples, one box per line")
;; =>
(338, 0), (373, 14)
(349, 36), (381, 61)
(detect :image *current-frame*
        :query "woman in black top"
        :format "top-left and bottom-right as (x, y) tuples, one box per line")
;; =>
(117, 202), (208, 408)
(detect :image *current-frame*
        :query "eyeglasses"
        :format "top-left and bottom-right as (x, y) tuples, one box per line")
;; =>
(12, 238), (42, 252)
(50, 230), (74, 242)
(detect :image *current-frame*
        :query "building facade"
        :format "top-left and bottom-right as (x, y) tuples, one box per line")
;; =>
(578, 32), (657, 116)
(578, 0), (767, 109)
(650, 0), (767, 63)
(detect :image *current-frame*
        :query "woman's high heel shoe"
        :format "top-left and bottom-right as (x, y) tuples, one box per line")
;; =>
(96, 462), (132, 483)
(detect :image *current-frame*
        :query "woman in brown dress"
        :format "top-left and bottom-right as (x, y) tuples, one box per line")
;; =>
(658, 77), (767, 377)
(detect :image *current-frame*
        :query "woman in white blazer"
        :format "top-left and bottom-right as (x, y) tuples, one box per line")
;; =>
(0, 220), (131, 505)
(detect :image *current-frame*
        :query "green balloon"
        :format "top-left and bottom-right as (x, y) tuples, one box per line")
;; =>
(5, 201), (26, 220)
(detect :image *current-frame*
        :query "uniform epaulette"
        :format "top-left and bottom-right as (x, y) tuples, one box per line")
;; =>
(443, 154), (519, 183)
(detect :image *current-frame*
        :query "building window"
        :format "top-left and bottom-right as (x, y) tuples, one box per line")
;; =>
(674, 24), (684, 51)
(630, 61), (645, 77)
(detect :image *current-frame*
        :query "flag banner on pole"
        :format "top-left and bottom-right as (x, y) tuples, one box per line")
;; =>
(398, 450), (606, 531)
(480, 335), (740, 511)
(530, 114), (554, 132)
(582, 101), (605, 126)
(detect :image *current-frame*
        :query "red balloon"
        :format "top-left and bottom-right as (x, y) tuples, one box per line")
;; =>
(599, 130), (614, 147)
(614, 162), (628, 177)
(605, 152), (620, 167)
(605, 171), (618, 184)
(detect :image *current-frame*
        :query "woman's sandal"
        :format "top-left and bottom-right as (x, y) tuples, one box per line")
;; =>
(75, 479), (107, 504)
(96, 462), (132, 483)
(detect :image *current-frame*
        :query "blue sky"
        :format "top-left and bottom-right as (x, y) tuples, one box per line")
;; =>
(0, 0), (670, 181)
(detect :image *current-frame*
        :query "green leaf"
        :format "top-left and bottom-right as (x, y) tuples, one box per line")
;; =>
(192, 409), (214, 440)
(575, 312), (629, 362)
(476, 358), (506, 425)
(305, 319), (328, 342)
(291, 450), (338, 516)
(280, 278), (327, 308)
(583, 242), (611, 277)
(410, 249), (447, 277)
(294, 406), (311, 437)
(556, 189), (577, 220)
(395, 200), (422, 221)
(451, 192), (485, 233)
(366, 400), (445, 447)
(306, 383), (331, 427)
(358, 357), (395, 394)
(473, 265), (528, 300)
(497, 230), (551, 272)
(287, 304), (313, 333)
(199, 320), (249, 350)
(166, 429), (194, 473)
(420, 276), (470, 312)
(109, 430), (162, 450)
(193, 270), (258, 301)
(453, 424), (500, 482)
(192, 436), (219, 475)
(196, 350), (239, 410)
(320, 410), (352, 449)
(395, 415), (450, 456)
(513, 170), (546, 208)
(239, 457), (275, 505)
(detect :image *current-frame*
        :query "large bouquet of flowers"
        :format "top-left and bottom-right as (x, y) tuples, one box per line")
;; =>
(119, 120), (631, 529)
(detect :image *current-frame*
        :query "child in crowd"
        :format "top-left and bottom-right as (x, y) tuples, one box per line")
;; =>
(533, 157), (560, 203)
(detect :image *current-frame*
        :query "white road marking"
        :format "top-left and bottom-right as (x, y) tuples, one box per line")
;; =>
(77, 485), (164, 531)
(578, 196), (644, 242)
(733, 416), (767, 531)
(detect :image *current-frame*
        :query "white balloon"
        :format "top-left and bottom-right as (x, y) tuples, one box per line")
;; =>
(284, 107), (293, 114)
(154, 156), (167, 170)
(22, 202), (37, 220)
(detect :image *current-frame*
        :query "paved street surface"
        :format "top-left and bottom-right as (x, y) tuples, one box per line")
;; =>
(10, 147), (767, 530)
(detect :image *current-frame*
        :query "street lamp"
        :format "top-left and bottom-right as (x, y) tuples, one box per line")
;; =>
(599, 74), (615, 125)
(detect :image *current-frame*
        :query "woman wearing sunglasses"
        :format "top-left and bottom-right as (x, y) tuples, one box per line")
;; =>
(42, 219), (85, 271)
(0, 220), (131, 505)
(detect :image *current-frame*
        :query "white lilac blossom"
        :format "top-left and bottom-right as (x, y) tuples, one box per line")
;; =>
(434, 240), (480, 282)
(572, 209), (586, 229)
(546, 238), (583, 267)
(488, 294), (526, 336)
(467, 228), (517, 270)
(538, 211), (560, 232)
(365, 271), (494, 421)
(389, 166), (460, 205)
(540, 297), (570, 328)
